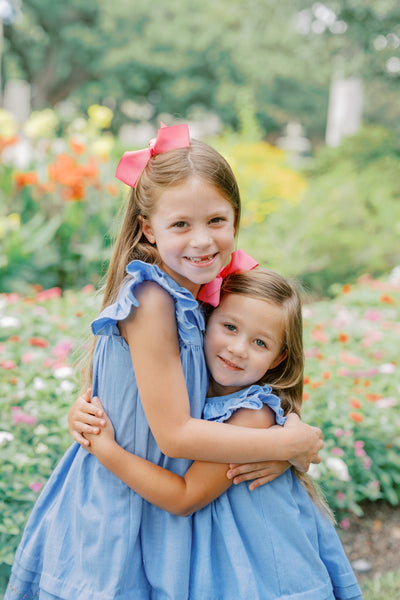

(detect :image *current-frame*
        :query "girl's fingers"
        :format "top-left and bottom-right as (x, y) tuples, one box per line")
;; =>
(75, 421), (101, 435)
(71, 430), (90, 447)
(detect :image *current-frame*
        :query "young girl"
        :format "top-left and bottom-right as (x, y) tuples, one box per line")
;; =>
(6, 124), (323, 600)
(85, 268), (363, 600)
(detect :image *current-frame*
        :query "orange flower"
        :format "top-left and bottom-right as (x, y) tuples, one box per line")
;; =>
(29, 337), (48, 348)
(342, 284), (351, 294)
(366, 393), (382, 403)
(303, 376), (310, 385)
(350, 399), (361, 409)
(69, 139), (86, 155)
(303, 392), (310, 401)
(14, 171), (38, 187)
(350, 412), (363, 423)
(322, 371), (331, 380)
(338, 333), (349, 343)
(106, 182), (119, 197)
(311, 381), (323, 389)
(380, 294), (396, 305)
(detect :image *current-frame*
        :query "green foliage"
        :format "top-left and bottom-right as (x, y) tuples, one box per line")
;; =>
(0, 273), (399, 594)
(301, 274), (400, 525)
(0, 107), (122, 293)
(239, 126), (400, 296)
(362, 569), (400, 600)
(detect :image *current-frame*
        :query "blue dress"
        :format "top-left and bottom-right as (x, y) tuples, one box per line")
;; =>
(6, 261), (208, 600)
(190, 385), (363, 600)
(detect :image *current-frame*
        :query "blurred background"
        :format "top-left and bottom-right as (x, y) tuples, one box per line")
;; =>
(0, 0), (399, 296)
(0, 2), (400, 597)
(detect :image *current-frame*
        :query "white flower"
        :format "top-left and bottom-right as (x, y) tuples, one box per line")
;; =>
(34, 424), (49, 436)
(326, 457), (350, 482)
(35, 443), (49, 454)
(53, 366), (74, 379)
(0, 316), (20, 328)
(0, 431), (14, 445)
(59, 380), (75, 393)
(33, 377), (46, 390)
(376, 397), (397, 409)
(378, 363), (396, 374)
(307, 463), (321, 480)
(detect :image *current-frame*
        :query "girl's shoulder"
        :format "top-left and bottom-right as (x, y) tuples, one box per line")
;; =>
(204, 384), (286, 425)
(91, 260), (204, 338)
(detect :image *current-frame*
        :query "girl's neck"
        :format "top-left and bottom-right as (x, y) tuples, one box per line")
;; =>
(207, 378), (246, 398)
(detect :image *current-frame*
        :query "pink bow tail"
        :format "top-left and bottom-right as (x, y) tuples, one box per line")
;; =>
(115, 123), (190, 187)
(198, 249), (259, 307)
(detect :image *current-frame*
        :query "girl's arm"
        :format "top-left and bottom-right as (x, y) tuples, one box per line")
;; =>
(86, 398), (277, 516)
(120, 281), (322, 468)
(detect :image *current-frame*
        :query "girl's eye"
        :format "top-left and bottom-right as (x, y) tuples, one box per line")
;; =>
(255, 339), (266, 348)
(173, 221), (187, 228)
(209, 216), (225, 224)
(224, 323), (236, 332)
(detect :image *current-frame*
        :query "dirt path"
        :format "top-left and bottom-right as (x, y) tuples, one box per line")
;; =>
(340, 502), (400, 583)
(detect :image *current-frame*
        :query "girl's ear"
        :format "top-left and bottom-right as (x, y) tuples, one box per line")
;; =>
(140, 217), (156, 244)
(270, 349), (288, 370)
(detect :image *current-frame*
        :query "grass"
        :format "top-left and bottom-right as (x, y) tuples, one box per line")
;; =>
(362, 570), (400, 599)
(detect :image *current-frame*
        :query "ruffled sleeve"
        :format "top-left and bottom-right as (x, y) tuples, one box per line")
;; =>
(91, 261), (204, 342)
(203, 384), (286, 426)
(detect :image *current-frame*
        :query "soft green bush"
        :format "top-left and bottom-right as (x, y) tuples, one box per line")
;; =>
(0, 107), (123, 293)
(0, 272), (399, 594)
(239, 126), (400, 296)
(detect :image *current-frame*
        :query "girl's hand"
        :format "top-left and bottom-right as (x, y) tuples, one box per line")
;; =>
(67, 388), (106, 447)
(85, 398), (116, 458)
(227, 460), (291, 490)
(284, 413), (323, 472)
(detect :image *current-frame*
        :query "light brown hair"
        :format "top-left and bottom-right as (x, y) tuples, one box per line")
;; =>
(216, 268), (334, 522)
(102, 139), (241, 311)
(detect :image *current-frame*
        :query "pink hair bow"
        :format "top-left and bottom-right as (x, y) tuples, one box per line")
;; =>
(197, 249), (259, 307)
(115, 123), (190, 187)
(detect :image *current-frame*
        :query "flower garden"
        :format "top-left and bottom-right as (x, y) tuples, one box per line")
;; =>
(1, 105), (400, 596)
(1, 271), (399, 592)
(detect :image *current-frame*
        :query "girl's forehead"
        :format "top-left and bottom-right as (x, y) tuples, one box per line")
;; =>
(153, 178), (235, 214)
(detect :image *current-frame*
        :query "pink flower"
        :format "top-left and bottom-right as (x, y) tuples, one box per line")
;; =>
(1, 360), (16, 370)
(22, 352), (35, 364)
(340, 518), (351, 530)
(29, 482), (43, 493)
(52, 340), (73, 361)
(336, 492), (346, 501)
(332, 447), (345, 456)
(340, 352), (362, 366)
(36, 287), (62, 301)
(11, 406), (37, 426)
(364, 309), (382, 321)
(354, 440), (366, 457)
(334, 428), (344, 437)
(363, 457), (372, 469)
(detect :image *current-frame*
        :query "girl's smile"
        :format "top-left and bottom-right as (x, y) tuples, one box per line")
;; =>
(141, 177), (236, 296)
(205, 293), (287, 397)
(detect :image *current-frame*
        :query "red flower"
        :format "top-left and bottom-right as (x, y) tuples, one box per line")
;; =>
(338, 333), (349, 343)
(29, 337), (48, 348)
(350, 399), (361, 409)
(350, 412), (363, 423)
(14, 171), (38, 187)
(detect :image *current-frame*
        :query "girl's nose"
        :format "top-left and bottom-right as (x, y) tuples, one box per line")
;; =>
(189, 227), (212, 249)
(227, 337), (248, 358)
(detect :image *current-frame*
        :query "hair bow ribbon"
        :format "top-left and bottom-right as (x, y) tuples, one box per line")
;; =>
(197, 249), (259, 307)
(115, 123), (190, 187)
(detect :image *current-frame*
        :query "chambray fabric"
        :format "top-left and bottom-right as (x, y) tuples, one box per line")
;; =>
(189, 385), (363, 600)
(5, 261), (207, 600)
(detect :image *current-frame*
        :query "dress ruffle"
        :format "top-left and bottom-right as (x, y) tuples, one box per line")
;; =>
(92, 260), (205, 343)
(204, 384), (286, 426)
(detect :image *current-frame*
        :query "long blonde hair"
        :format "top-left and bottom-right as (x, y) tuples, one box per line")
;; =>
(81, 139), (241, 388)
(217, 268), (335, 522)
(102, 139), (241, 310)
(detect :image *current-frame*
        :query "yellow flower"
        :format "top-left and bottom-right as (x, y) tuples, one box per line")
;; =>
(23, 109), (59, 139)
(0, 109), (17, 138)
(87, 105), (113, 129)
(91, 134), (115, 160)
